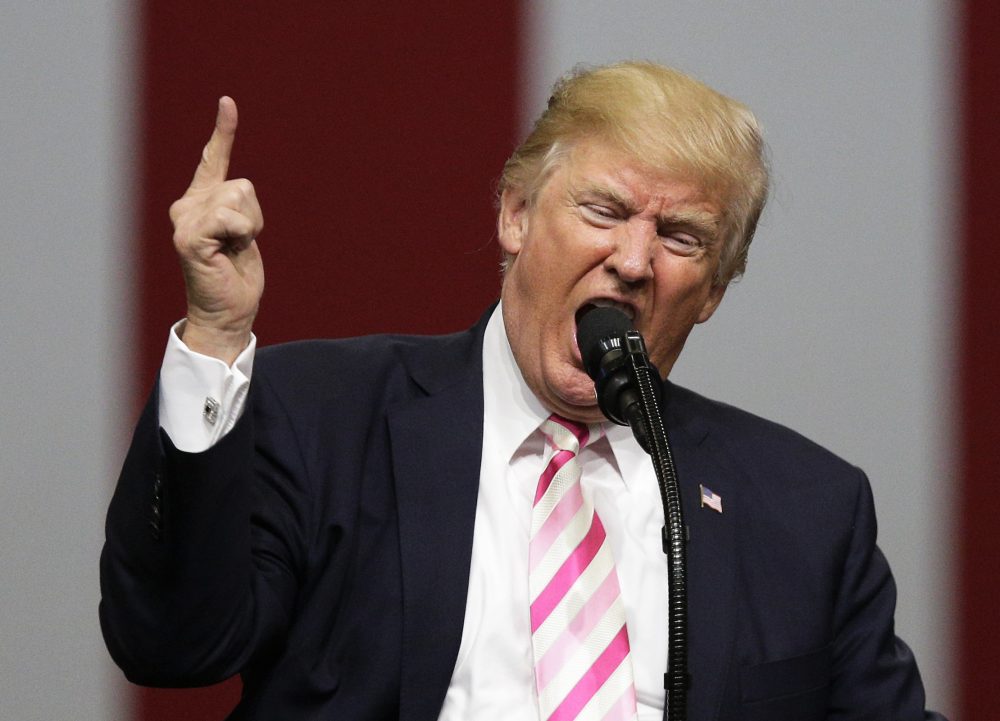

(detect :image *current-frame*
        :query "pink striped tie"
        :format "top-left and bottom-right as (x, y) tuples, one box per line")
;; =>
(530, 415), (638, 721)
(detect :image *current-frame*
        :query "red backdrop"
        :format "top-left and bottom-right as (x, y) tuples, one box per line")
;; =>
(136, 2), (519, 718)
(959, 3), (1000, 720)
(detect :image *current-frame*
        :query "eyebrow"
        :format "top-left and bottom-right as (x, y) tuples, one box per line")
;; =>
(573, 182), (722, 242)
(574, 182), (636, 212)
(662, 209), (722, 243)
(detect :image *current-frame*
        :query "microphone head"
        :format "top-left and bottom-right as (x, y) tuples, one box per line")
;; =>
(576, 306), (634, 380)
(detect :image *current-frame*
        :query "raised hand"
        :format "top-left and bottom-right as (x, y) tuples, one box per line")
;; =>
(169, 97), (264, 364)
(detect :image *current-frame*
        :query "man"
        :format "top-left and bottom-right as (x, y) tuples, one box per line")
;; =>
(101, 62), (943, 720)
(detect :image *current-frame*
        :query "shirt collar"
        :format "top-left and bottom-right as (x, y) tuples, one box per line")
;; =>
(483, 303), (649, 490)
(482, 302), (548, 464)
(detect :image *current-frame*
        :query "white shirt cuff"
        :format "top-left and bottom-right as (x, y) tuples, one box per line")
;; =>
(157, 320), (256, 453)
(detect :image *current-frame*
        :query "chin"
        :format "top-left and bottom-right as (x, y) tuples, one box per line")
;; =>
(546, 367), (602, 418)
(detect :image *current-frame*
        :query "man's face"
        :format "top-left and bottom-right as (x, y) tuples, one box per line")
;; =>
(498, 138), (728, 423)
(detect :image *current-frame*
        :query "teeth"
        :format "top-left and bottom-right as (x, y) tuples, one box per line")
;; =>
(591, 299), (635, 320)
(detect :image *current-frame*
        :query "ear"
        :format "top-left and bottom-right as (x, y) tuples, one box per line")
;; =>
(497, 186), (529, 256)
(695, 282), (728, 324)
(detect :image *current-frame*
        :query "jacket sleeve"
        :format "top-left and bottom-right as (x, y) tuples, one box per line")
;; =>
(828, 468), (946, 720)
(99, 379), (309, 687)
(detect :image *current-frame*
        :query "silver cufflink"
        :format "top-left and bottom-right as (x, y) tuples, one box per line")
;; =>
(203, 397), (220, 426)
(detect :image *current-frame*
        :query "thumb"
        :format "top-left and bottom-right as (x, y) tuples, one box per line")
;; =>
(188, 96), (238, 191)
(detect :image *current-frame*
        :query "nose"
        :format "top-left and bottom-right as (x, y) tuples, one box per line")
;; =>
(605, 219), (655, 283)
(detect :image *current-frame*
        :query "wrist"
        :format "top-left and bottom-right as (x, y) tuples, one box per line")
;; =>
(180, 316), (253, 365)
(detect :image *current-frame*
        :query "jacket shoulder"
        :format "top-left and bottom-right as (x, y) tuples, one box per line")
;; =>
(250, 327), (482, 414)
(667, 382), (863, 486)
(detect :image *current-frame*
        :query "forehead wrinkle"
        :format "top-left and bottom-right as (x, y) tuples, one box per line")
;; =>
(569, 177), (637, 210)
(561, 143), (724, 240)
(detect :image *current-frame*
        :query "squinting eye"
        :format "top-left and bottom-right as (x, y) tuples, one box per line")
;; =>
(662, 232), (701, 251)
(583, 204), (618, 220)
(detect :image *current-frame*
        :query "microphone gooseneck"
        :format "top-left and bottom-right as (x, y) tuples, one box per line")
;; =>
(576, 306), (690, 721)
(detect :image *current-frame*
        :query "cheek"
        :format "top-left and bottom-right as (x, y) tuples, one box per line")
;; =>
(647, 271), (716, 342)
(521, 235), (578, 286)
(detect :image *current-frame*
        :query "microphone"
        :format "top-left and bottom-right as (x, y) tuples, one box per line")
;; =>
(576, 306), (652, 451)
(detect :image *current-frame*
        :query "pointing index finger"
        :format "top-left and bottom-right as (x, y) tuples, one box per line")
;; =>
(189, 96), (238, 190)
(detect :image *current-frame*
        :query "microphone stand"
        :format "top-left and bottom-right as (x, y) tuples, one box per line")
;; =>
(620, 331), (689, 721)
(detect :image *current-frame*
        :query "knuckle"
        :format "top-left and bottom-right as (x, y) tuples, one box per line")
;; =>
(216, 184), (243, 208)
(212, 206), (232, 225)
(168, 198), (187, 222)
(231, 178), (255, 196)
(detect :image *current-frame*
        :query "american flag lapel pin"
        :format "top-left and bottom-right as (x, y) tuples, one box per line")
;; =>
(700, 484), (723, 514)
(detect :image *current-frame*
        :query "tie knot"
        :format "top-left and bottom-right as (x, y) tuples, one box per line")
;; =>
(540, 414), (602, 454)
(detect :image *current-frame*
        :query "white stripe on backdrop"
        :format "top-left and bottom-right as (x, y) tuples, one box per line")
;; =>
(1, 1), (135, 719)
(524, 1), (955, 714)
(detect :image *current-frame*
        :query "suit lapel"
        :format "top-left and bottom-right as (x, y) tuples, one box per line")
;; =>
(665, 386), (740, 720)
(389, 324), (486, 721)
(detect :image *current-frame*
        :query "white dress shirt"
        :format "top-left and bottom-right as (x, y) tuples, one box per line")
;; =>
(158, 320), (256, 453)
(157, 306), (668, 720)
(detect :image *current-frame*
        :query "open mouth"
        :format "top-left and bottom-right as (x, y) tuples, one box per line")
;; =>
(574, 298), (636, 328)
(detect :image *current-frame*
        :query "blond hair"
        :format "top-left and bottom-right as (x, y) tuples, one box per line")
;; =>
(499, 62), (769, 284)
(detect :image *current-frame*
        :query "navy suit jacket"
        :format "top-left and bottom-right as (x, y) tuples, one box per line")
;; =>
(100, 311), (942, 720)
